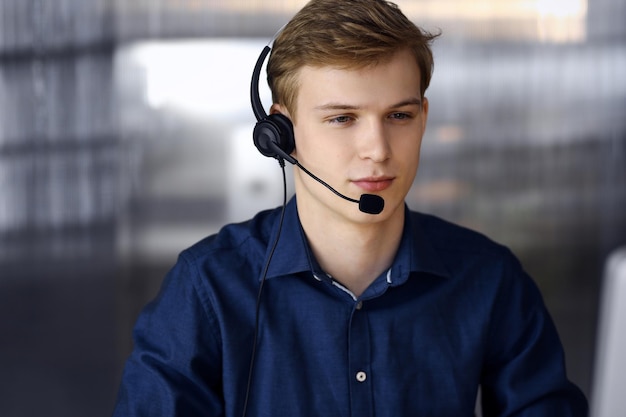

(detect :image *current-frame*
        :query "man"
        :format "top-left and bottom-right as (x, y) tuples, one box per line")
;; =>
(113, 0), (588, 416)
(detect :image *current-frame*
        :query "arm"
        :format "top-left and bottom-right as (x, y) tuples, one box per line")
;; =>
(480, 253), (588, 417)
(113, 254), (224, 417)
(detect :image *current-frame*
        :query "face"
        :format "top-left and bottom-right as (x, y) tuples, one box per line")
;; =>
(273, 49), (429, 225)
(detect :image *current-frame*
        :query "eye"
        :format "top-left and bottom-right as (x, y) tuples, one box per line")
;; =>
(389, 112), (412, 120)
(328, 115), (354, 125)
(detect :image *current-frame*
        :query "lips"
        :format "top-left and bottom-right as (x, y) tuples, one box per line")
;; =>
(352, 177), (394, 192)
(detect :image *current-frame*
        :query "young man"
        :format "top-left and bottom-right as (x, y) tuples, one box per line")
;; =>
(113, 0), (588, 415)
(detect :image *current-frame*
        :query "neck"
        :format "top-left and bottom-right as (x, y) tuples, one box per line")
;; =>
(298, 200), (405, 298)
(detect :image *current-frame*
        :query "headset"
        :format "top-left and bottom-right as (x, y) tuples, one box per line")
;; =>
(249, 44), (385, 215)
(250, 45), (297, 165)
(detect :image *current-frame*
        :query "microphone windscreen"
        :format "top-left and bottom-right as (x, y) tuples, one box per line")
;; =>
(359, 194), (384, 215)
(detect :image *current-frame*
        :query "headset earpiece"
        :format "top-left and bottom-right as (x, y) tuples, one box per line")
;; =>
(252, 113), (295, 161)
(250, 45), (296, 163)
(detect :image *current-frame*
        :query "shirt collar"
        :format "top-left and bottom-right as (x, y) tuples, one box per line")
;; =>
(391, 205), (451, 284)
(262, 197), (311, 280)
(261, 199), (451, 282)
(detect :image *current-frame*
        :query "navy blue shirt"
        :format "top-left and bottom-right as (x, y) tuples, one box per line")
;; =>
(113, 198), (587, 416)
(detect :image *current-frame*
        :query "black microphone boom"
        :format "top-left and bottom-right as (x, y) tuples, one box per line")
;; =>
(267, 140), (384, 215)
(295, 162), (384, 215)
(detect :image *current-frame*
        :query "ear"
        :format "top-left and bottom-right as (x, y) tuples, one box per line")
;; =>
(420, 97), (429, 133)
(421, 97), (429, 117)
(270, 103), (290, 118)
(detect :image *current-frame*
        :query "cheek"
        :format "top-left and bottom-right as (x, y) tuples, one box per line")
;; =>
(398, 132), (423, 155)
(293, 129), (326, 164)
(294, 125), (347, 159)
(396, 136), (423, 174)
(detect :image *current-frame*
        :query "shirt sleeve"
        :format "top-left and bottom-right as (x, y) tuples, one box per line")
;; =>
(480, 251), (588, 417)
(112, 253), (225, 417)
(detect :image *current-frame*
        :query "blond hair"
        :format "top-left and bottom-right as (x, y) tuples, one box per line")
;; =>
(267, 0), (439, 119)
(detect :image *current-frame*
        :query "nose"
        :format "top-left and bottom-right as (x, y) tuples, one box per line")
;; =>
(357, 118), (391, 162)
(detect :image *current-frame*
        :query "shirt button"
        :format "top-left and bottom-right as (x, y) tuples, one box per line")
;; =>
(356, 371), (367, 382)
(355, 301), (363, 310)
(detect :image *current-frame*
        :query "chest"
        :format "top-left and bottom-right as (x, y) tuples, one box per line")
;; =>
(231, 275), (487, 417)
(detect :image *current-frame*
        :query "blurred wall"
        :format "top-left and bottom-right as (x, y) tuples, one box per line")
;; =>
(0, 1), (625, 416)
(0, 1), (120, 416)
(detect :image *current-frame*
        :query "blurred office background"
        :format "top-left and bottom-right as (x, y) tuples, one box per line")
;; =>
(0, 0), (624, 416)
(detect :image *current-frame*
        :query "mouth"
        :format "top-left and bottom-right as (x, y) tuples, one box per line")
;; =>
(352, 176), (394, 192)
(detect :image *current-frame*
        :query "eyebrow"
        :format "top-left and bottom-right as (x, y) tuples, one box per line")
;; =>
(314, 97), (422, 111)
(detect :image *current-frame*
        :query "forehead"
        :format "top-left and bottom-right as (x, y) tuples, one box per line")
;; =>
(294, 49), (422, 109)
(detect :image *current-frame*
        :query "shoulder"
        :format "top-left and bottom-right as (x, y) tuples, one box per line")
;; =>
(181, 207), (280, 265)
(149, 207), (283, 324)
(409, 210), (513, 260)
(406, 209), (529, 297)
(155, 207), (282, 302)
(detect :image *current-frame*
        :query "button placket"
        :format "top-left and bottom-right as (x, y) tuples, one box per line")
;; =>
(348, 302), (373, 417)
